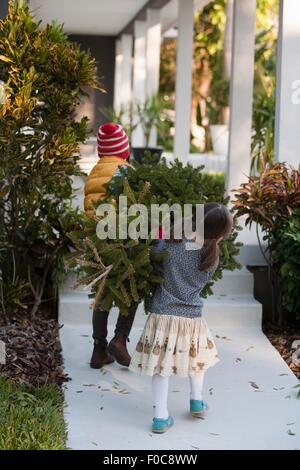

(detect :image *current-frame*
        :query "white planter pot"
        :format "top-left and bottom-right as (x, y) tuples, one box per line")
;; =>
(210, 124), (229, 155)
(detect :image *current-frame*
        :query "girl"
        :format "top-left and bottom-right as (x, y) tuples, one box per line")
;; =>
(129, 203), (233, 433)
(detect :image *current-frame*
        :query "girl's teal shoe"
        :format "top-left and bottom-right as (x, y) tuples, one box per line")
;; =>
(190, 400), (208, 418)
(152, 416), (174, 434)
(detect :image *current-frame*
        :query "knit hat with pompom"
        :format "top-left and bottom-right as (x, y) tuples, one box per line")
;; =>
(97, 122), (130, 160)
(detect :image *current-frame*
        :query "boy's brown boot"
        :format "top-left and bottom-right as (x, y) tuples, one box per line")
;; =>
(90, 307), (114, 369)
(108, 334), (131, 367)
(90, 339), (114, 369)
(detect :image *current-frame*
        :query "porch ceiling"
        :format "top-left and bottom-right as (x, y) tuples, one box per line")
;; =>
(29, 0), (210, 36)
(28, 0), (150, 36)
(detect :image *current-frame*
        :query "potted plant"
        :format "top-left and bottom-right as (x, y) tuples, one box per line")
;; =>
(101, 103), (137, 143)
(232, 162), (300, 325)
(131, 94), (170, 164)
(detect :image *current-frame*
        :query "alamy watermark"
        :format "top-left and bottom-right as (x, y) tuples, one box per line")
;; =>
(95, 198), (205, 250)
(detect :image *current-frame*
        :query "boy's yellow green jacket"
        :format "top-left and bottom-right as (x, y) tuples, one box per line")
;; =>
(84, 156), (128, 217)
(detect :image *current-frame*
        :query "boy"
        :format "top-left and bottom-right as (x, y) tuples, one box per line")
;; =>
(84, 122), (137, 368)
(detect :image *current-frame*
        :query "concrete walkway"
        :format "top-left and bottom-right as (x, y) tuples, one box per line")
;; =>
(60, 271), (300, 450)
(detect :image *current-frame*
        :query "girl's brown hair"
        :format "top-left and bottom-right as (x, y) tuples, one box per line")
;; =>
(199, 203), (233, 272)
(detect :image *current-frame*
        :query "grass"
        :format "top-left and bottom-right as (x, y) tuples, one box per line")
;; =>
(0, 377), (67, 450)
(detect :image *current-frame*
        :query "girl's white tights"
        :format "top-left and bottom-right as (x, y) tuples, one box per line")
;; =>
(152, 372), (205, 419)
(189, 372), (205, 401)
(152, 374), (169, 419)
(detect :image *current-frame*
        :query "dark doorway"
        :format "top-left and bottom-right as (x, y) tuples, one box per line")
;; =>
(69, 34), (116, 133)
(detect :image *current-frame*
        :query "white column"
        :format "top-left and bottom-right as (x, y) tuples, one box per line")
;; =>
(132, 21), (147, 147)
(146, 9), (162, 147)
(113, 39), (123, 111)
(120, 34), (133, 110)
(114, 35), (132, 112)
(226, 0), (256, 193)
(275, 0), (300, 168)
(174, 0), (194, 161)
(224, 0), (234, 78)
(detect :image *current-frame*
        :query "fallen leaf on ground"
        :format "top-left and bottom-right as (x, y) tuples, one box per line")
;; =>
(249, 381), (259, 389)
(0, 317), (70, 387)
(264, 323), (300, 379)
(215, 335), (232, 341)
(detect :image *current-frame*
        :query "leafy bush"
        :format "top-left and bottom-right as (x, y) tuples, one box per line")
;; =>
(269, 211), (300, 320)
(233, 162), (300, 323)
(0, 1), (101, 322)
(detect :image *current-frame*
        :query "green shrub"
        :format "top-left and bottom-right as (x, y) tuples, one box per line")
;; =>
(233, 162), (300, 324)
(269, 210), (300, 320)
(0, 1), (101, 321)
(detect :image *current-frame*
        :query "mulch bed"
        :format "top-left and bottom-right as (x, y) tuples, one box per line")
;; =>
(0, 317), (70, 387)
(264, 322), (300, 379)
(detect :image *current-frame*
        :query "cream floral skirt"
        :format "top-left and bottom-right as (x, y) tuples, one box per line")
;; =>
(129, 313), (219, 378)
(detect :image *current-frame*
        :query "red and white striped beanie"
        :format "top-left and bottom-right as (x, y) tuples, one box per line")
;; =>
(97, 122), (130, 160)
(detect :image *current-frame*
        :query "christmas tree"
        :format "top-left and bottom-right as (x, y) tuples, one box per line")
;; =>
(107, 154), (242, 297)
(69, 179), (166, 315)
(70, 155), (241, 314)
